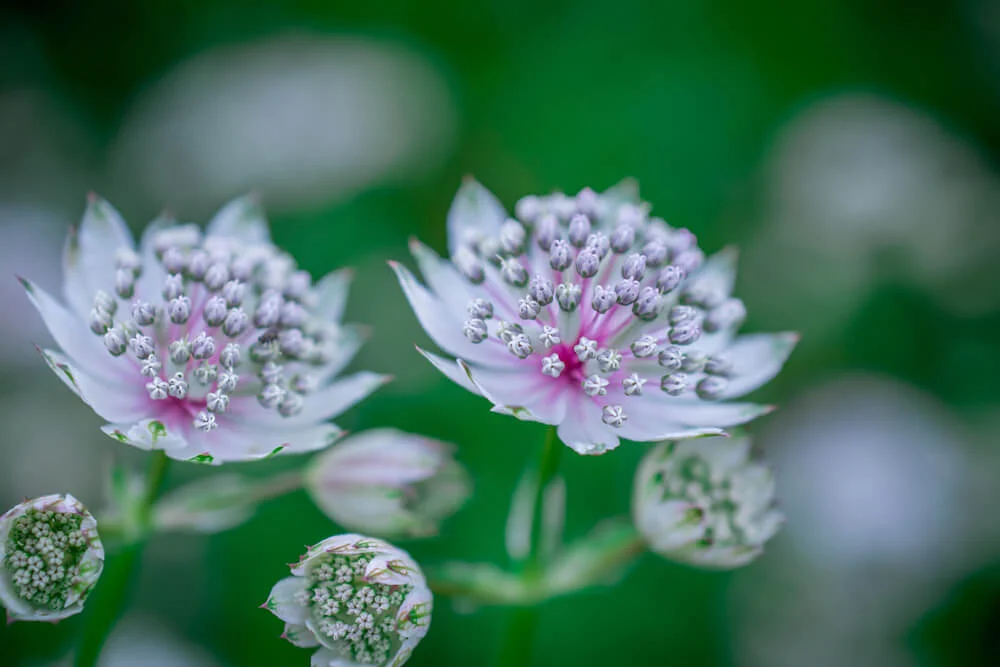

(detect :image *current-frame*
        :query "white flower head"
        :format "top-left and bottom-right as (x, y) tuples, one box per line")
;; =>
(263, 534), (432, 667)
(305, 429), (471, 539)
(633, 435), (783, 569)
(22, 194), (389, 464)
(392, 179), (798, 455)
(0, 494), (104, 622)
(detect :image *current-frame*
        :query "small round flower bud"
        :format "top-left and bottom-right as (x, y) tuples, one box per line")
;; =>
(249, 340), (276, 364)
(283, 271), (312, 302)
(462, 318), (488, 343)
(466, 298), (494, 320)
(597, 349), (623, 373)
(478, 237), (503, 267)
(528, 276), (555, 306)
(673, 248), (704, 274)
(549, 239), (573, 272)
(568, 214), (591, 247)
(168, 372), (189, 399)
(660, 373), (689, 396)
(453, 245), (485, 284)
(658, 346), (683, 371)
(518, 297), (541, 320)
(258, 383), (286, 409)
(499, 219), (526, 255)
(279, 329), (306, 358)
(103, 326), (127, 356)
(280, 301), (307, 329)
(575, 187), (599, 217)
(163, 273), (185, 300)
(161, 247), (187, 274)
(633, 436), (783, 569)
(193, 410), (218, 432)
(114, 268), (135, 299)
(203, 296), (228, 327)
(704, 353), (733, 377)
(669, 321), (702, 346)
(696, 376), (728, 400)
(0, 494), (104, 622)
(556, 282), (581, 312)
(642, 241), (668, 268)
(680, 351), (707, 373)
(582, 374), (609, 397)
(222, 308), (249, 337)
(146, 377), (168, 400)
(131, 300), (156, 327)
(278, 392), (304, 417)
(622, 253), (646, 280)
(93, 290), (117, 315)
(610, 225), (636, 253)
(168, 296), (192, 324)
(187, 250), (209, 281)
(602, 405), (627, 428)
(515, 195), (542, 224)
(169, 338), (192, 364)
(669, 305), (699, 325)
(219, 342), (241, 369)
(684, 279), (726, 310)
(89, 308), (112, 335)
(500, 258), (528, 287)
(535, 213), (560, 251)
(575, 249), (601, 278)
(495, 321), (522, 345)
(254, 293), (282, 328)
(623, 373), (647, 396)
(656, 265), (686, 293)
(140, 355), (162, 377)
(591, 285), (616, 313)
(631, 335), (658, 358)
(206, 391), (230, 413)
(217, 369), (239, 392)
(507, 333), (533, 359)
(632, 286), (663, 321)
(129, 334), (155, 360)
(541, 354), (565, 378)
(587, 232), (610, 259)
(191, 332), (216, 360)
(263, 533), (433, 666)
(615, 279), (640, 305)
(116, 248), (141, 272)
(704, 298), (747, 333)
(222, 280), (245, 307)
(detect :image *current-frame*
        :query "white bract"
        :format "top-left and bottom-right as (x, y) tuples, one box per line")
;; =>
(633, 435), (783, 569)
(392, 179), (797, 455)
(23, 195), (388, 464)
(305, 429), (470, 539)
(264, 534), (432, 667)
(0, 494), (104, 622)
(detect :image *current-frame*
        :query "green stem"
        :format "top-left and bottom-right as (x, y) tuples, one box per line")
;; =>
(497, 427), (561, 667)
(74, 451), (170, 667)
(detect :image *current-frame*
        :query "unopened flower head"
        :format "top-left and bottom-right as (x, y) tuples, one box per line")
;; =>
(305, 429), (471, 539)
(0, 494), (104, 622)
(263, 534), (431, 667)
(633, 435), (783, 569)
(392, 179), (797, 455)
(22, 195), (388, 464)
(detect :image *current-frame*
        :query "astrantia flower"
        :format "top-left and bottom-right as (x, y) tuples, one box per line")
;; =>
(391, 179), (797, 454)
(633, 435), (782, 569)
(0, 494), (104, 622)
(264, 534), (432, 667)
(305, 429), (471, 539)
(22, 195), (387, 463)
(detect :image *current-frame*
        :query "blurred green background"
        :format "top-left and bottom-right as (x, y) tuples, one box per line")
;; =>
(2, 0), (1000, 665)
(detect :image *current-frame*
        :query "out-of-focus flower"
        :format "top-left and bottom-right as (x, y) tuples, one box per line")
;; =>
(264, 534), (432, 667)
(22, 195), (387, 464)
(392, 179), (797, 455)
(0, 494), (104, 622)
(111, 35), (455, 213)
(633, 435), (782, 569)
(305, 429), (470, 539)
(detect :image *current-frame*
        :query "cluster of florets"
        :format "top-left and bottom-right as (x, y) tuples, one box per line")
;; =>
(299, 553), (413, 664)
(633, 436), (783, 569)
(90, 223), (345, 434)
(0, 495), (104, 622)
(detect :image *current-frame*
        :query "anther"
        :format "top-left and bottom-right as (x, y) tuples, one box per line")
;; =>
(103, 327), (127, 356)
(222, 308), (249, 337)
(453, 246), (485, 283)
(146, 377), (168, 400)
(668, 321), (701, 346)
(163, 274), (185, 300)
(141, 355), (162, 377)
(254, 292), (283, 329)
(258, 384), (286, 409)
(574, 337), (598, 361)
(222, 280), (245, 307)
(704, 298), (746, 333)
(623, 373), (647, 396)
(168, 296), (192, 324)
(220, 343), (241, 369)
(467, 298), (494, 320)
(597, 349), (622, 373)
(528, 276), (555, 306)
(592, 285), (616, 313)
(161, 247), (187, 274)
(169, 338), (192, 363)
(656, 265), (685, 293)
(279, 329), (306, 358)
(168, 372), (189, 399)
(582, 374), (609, 397)
(206, 391), (230, 413)
(193, 411), (218, 432)
(632, 287), (662, 321)
(587, 232), (610, 259)
(187, 250), (209, 281)
(217, 369), (239, 392)
(575, 187), (600, 217)
(568, 214), (592, 247)
(193, 362), (218, 385)
(94, 290), (117, 315)
(541, 354), (565, 378)
(495, 321), (523, 344)
(129, 333), (155, 359)
(89, 308), (112, 334)
(249, 340), (276, 364)
(696, 376), (728, 400)
(191, 332), (216, 360)
(669, 305), (698, 325)
(660, 373), (689, 396)
(615, 279), (640, 305)
(131, 300), (156, 327)
(283, 271), (312, 302)
(540, 326), (561, 348)
(549, 240), (572, 272)
(278, 393), (304, 417)
(556, 282), (581, 312)
(507, 333), (533, 359)
(673, 248), (704, 274)
(518, 297), (541, 320)
(515, 195), (542, 224)
(499, 219), (526, 255)
(575, 249), (601, 278)
(704, 353), (733, 377)
(535, 213), (560, 251)
(680, 351), (707, 373)
(500, 257), (528, 287)
(203, 296), (228, 327)
(658, 346), (683, 371)
(114, 268), (135, 298)
(280, 302), (306, 329)
(641, 241), (668, 268)
(622, 253), (646, 280)
(610, 225), (636, 254)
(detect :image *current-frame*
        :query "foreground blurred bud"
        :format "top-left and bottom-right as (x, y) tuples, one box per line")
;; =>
(633, 436), (783, 569)
(0, 494), (104, 622)
(264, 534), (432, 667)
(305, 429), (470, 539)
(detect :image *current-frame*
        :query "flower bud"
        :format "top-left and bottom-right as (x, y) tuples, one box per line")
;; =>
(306, 429), (471, 539)
(0, 494), (104, 622)
(263, 534), (432, 667)
(633, 436), (783, 569)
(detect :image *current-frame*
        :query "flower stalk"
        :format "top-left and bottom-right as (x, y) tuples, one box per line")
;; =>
(74, 451), (170, 667)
